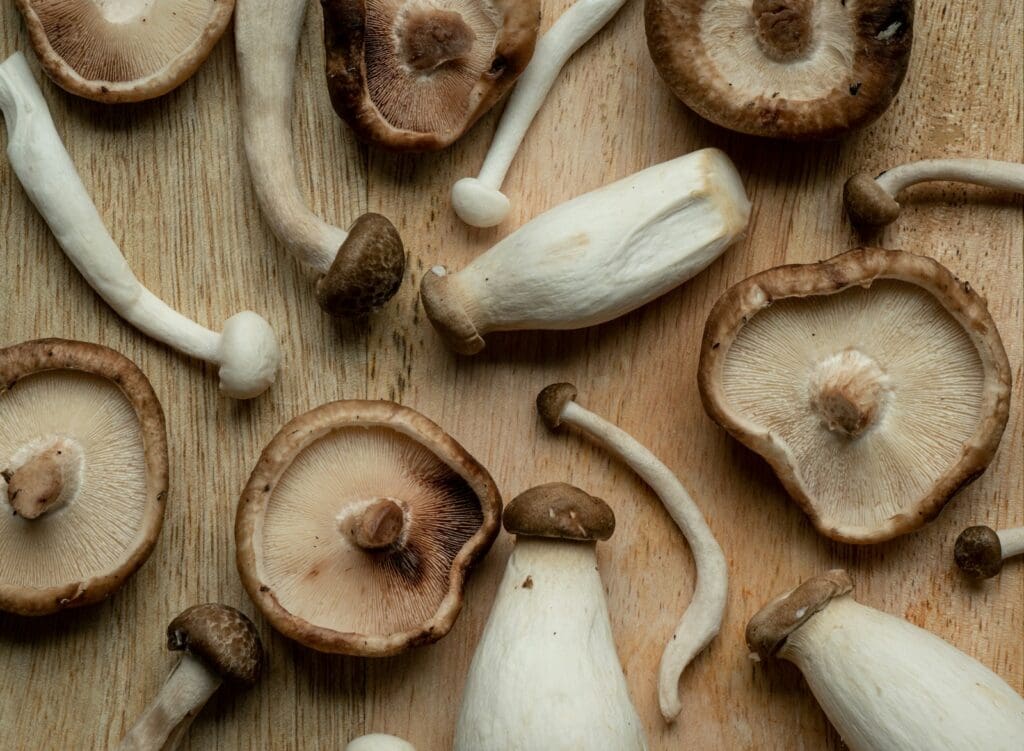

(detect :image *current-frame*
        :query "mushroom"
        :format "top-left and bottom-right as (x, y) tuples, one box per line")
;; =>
(15, 0), (234, 103)
(236, 400), (501, 655)
(0, 339), (167, 616)
(698, 247), (1012, 544)
(747, 570), (1024, 750)
(321, 0), (541, 151)
(845, 158), (1024, 226)
(537, 383), (728, 722)
(451, 0), (628, 227)
(454, 483), (647, 750)
(118, 603), (265, 750)
(347, 735), (416, 751)
(645, 0), (914, 139)
(236, 0), (407, 317)
(954, 524), (1024, 580)
(423, 147), (750, 354)
(0, 53), (280, 399)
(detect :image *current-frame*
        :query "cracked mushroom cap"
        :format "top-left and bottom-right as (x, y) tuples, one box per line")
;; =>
(0, 340), (168, 615)
(236, 400), (501, 656)
(645, 0), (913, 139)
(322, 0), (541, 151)
(698, 248), (1011, 544)
(167, 603), (265, 685)
(15, 0), (235, 103)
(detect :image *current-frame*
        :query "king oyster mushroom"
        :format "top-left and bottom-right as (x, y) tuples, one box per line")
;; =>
(645, 0), (914, 139)
(698, 248), (1012, 543)
(322, 0), (541, 151)
(236, 401), (501, 655)
(0, 339), (167, 616)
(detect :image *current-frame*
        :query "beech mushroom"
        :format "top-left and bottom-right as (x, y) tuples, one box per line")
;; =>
(15, 0), (234, 103)
(321, 0), (541, 151)
(845, 158), (1024, 226)
(955, 525), (1024, 580)
(451, 0), (628, 227)
(236, 0), (406, 317)
(0, 53), (280, 399)
(747, 570), (1024, 750)
(423, 148), (750, 354)
(0, 339), (167, 616)
(699, 248), (1012, 543)
(118, 603), (265, 750)
(454, 483), (647, 750)
(645, 0), (913, 139)
(537, 383), (728, 722)
(347, 735), (415, 751)
(236, 400), (501, 655)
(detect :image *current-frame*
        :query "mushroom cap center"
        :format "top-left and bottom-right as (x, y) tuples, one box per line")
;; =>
(809, 349), (889, 437)
(2, 436), (85, 520)
(336, 497), (407, 551)
(752, 0), (815, 62)
(398, 7), (476, 72)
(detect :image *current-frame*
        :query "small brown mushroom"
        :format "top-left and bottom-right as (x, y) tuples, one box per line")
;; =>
(698, 248), (1012, 543)
(235, 400), (501, 655)
(0, 339), (167, 615)
(954, 525), (1024, 580)
(15, 0), (234, 103)
(645, 0), (913, 139)
(322, 0), (541, 150)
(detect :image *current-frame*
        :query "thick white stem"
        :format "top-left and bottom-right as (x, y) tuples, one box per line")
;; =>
(876, 158), (1024, 198)
(118, 654), (222, 751)
(0, 53), (280, 400)
(236, 0), (347, 275)
(558, 399), (728, 722)
(997, 527), (1024, 559)
(346, 735), (416, 751)
(451, 0), (629, 227)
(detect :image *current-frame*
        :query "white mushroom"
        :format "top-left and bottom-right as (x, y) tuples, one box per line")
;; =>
(747, 570), (1024, 751)
(0, 52), (280, 399)
(346, 735), (416, 751)
(424, 148), (750, 354)
(845, 158), (1024, 226)
(451, 0), (629, 227)
(954, 525), (1024, 580)
(454, 483), (647, 750)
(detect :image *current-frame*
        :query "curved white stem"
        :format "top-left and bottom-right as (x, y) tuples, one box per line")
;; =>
(0, 53), (280, 399)
(346, 734), (416, 751)
(876, 158), (1024, 199)
(451, 0), (629, 227)
(556, 398), (728, 723)
(997, 527), (1024, 559)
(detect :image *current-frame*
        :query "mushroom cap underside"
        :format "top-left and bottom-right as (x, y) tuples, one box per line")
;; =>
(236, 400), (501, 655)
(645, 0), (914, 138)
(698, 248), (1011, 544)
(0, 339), (167, 615)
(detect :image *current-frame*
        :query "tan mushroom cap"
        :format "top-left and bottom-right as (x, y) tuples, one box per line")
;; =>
(15, 0), (234, 103)
(645, 0), (913, 139)
(504, 483), (615, 542)
(698, 248), (1011, 544)
(0, 339), (167, 615)
(322, 0), (541, 151)
(236, 400), (501, 656)
(167, 603), (265, 685)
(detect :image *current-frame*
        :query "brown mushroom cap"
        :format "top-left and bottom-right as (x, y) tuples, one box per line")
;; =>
(236, 400), (501, 656)
(322, 0), (541, 151)
(167, 603), (265, 685)
(645, 0), (914, 139)
(954, 525), (1003, 580)
(0, 339), (167, 615)
(698, 248), (1011, 544)
(15, 0), (235, 103)
(536, 382), (578, 431)
(504, 483), (615, 542)
(315, 213), (406, 317)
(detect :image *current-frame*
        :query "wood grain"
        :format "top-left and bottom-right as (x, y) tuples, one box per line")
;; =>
(1, 1), (1021, 749)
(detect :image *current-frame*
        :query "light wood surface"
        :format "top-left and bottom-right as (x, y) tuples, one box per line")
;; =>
(1, 1), (1021, 749)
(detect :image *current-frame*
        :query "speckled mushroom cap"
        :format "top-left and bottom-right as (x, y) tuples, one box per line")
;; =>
(645, 0), (913, 139)
(322, 0), (540, 151)
(0, 339), (168, 615)
(167, 603), (265, 685)
(236, 400), (501, 656)
(698, 248), (1011, 544)
(504, 483), (615, 542)
(15, 0), (235, 103)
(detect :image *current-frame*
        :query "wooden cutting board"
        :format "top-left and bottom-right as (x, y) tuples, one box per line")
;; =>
(1, 1), (1020, 748)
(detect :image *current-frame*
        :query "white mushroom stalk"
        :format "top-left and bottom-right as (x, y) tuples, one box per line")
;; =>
(0, 53), (280, 400)
(537, 383), (728, 723)
(346, 735), (416, 751)
(426, 148), (750, 354)
(845, 158), (1024, 227)
(954, 524), (1024, 580)
(451, 0), (629, 227)
(747, 570), (1024, 751)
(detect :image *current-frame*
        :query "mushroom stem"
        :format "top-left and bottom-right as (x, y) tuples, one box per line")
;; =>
(954, 524), (1024, 579)
(845, 158), (1024, 227)
(809, 349), (888, 437)
(0, 53), (281, 400)
(4, 443), (74, 519)
(337, 498), (406, 551)
(398, 8), (476, 71)
(346, 734), (416, 751)
(537, 383), (728, 723)
(450, 0), (628, 227)
(752, 0), (814, 62)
